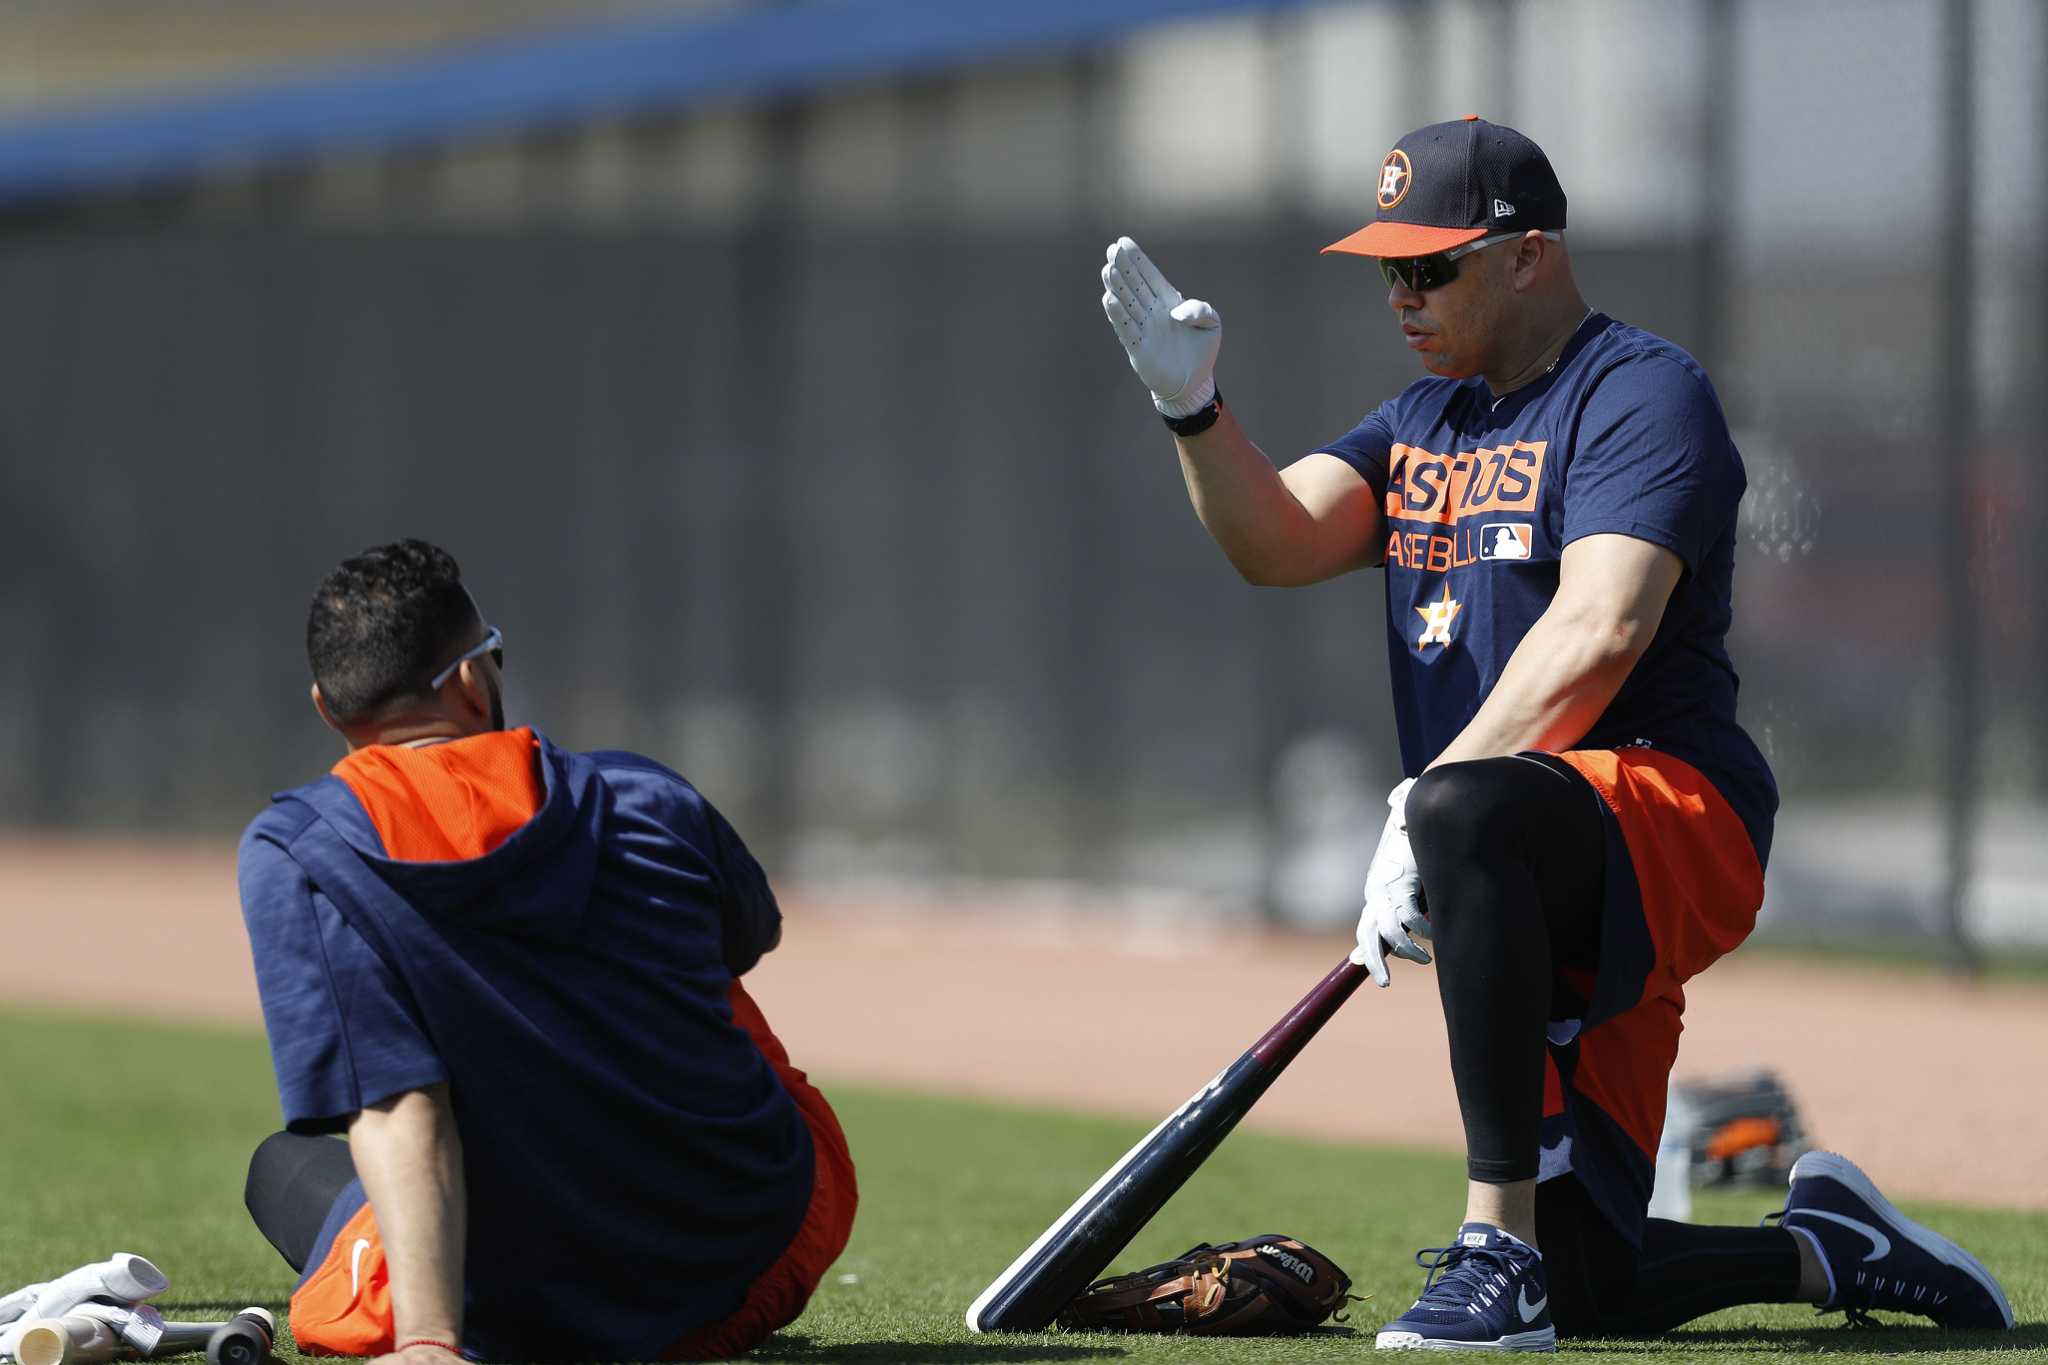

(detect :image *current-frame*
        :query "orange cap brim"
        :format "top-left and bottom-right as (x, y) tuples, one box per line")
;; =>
(1321, 222), (1488, 258)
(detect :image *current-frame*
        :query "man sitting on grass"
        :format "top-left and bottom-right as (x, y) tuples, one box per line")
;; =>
(236, 539), (855, 1363)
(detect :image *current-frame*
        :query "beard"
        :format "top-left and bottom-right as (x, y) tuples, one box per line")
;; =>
(487, 676), (506, 731)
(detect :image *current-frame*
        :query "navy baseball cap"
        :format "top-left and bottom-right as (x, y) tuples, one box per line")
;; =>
(1323, 115), (1567, 258)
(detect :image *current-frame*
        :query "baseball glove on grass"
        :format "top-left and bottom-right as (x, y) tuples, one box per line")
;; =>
(1056, 1235), (1357, 1335)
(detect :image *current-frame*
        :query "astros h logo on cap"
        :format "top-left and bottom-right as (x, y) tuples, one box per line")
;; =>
(1325, 116), (1568, 260)
(1376, 149), (1412, 210)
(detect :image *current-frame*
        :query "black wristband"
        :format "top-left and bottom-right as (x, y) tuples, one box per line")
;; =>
(1161, 388), (1222, 438)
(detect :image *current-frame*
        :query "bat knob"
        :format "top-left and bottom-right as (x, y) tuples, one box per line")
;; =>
(206, 1310), (275, 1365)
(13, 1321), (70, 1365)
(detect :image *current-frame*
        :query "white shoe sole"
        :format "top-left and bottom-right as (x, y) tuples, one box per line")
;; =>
(1790, 1151), (2015, 1329)
(1375, 1328), (1557, 1352)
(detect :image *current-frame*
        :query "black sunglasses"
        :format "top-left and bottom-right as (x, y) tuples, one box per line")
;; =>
(1377, 231), (1558, 293)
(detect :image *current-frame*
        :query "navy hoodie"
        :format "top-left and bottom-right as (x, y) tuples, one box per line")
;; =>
(238, 728), (811, 1361)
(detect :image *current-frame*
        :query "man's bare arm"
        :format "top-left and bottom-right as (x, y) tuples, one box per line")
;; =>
(1427, 533), (1682, 768)
(349, 1084), (466, 1358)
(1174, 405), (1384, 587)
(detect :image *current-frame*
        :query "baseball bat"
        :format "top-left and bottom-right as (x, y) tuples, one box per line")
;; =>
(13, 1317), (121, 1365)
(965, 954), (1369, 1333)
(10, 1309), (268, 1365)
(204, 1308), (275, 1365)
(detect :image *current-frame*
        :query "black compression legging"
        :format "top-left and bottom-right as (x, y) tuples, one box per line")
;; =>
(1541, 1174), (1805, 1336)
(1404, 755), (1805, 1336)
(1407, 752), (1605, 1185)
(246, 1130), (358, 1273)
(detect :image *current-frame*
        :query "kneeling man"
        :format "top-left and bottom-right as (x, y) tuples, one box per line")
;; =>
(237, 539), (855, 1363)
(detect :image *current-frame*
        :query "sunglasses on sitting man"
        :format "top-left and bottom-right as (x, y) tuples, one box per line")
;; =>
(429, 625), (504, 691)
(1378, 230), (1561, 293)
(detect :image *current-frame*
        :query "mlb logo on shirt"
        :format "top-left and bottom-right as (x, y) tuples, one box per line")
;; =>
(1479, 523), (1533, 561)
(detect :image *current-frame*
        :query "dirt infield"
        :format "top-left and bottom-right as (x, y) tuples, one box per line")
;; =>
(5, 834), (2043, 1211)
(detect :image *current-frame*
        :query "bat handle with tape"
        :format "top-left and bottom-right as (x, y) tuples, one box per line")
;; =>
(1248, 955), (1369, 1068)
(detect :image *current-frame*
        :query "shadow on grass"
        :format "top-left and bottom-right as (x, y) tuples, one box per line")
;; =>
(754, 1336), (1123, 1362)
(1573, 1322), (2047, 1354)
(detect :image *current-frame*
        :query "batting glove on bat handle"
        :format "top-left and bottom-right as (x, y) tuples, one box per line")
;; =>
(1349, 777), (1431, 988)
(1099, 236), (1221, 418)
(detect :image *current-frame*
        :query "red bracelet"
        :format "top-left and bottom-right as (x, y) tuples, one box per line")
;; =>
(395, 1338), (460, 1356)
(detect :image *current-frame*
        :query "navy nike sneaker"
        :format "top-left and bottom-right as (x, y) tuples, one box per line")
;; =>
(1768, 1151), (2013, 1329)
(1376, 1222), (1556, 1351)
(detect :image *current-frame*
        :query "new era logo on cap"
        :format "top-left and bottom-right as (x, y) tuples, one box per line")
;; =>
(1324, 117), (1567, 260)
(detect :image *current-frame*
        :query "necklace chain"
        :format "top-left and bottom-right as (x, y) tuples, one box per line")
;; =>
(1492, 308), (1595, 410)
(1545, 308), (1596, 375)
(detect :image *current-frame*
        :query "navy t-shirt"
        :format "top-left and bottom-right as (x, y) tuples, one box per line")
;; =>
(1318, 314), (1777, 863)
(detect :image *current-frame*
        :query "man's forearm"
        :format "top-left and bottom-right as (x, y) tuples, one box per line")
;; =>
(1427, 603), (1645, 769)
(1431, 532), (1681, 770)
(1174, 404), (1305, 578)
(349, 1085), (467, 1345)
(1173, 404), (1332, 586)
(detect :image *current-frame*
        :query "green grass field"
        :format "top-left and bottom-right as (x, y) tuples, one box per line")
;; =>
(2, 1009), (2041, 1363)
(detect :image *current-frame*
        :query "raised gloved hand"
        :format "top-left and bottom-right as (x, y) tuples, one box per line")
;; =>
(1099, 237), (1221, 418)
(1349, 778), (1431, 988)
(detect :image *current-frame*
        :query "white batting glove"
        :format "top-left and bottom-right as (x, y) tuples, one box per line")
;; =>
(1099, 236), (1221, 418)
(0, 1255), (165, 1326)
(1349, 778), (1431, 988)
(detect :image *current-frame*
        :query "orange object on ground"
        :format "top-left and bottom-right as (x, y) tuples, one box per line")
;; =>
(1704, 1116), (1784, 1163)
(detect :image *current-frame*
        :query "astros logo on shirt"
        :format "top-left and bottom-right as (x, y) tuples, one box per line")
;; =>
(1415, 584), (1461, 649)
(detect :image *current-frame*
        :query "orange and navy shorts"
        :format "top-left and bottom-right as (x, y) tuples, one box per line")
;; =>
(288, 981), (856, 1360)
(1536, 747), (1766, 1244)
(288, 1181), (389, 1357)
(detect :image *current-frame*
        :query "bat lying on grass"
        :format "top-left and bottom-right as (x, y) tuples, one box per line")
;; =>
(12, 1308), (272, 1365)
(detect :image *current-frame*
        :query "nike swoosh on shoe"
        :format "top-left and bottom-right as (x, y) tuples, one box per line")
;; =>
(1791, 1208), (1892, 1262)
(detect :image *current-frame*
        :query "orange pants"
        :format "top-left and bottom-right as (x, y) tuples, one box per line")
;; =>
(288, 981), (855, 1359)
